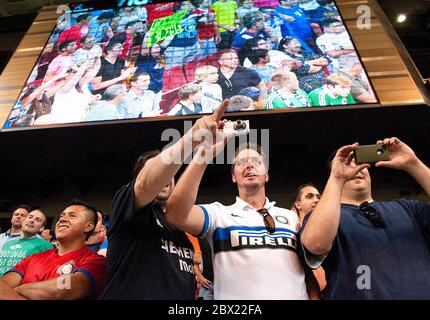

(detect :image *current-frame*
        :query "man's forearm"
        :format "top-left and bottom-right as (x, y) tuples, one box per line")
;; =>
(136, 133), (195, 198)
(0, 280), (27, 300)
(301, 176), (344, 255)
(166, 157), (208, 229)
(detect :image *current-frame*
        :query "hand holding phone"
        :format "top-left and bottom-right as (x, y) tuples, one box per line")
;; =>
(354, 144), (390, 164)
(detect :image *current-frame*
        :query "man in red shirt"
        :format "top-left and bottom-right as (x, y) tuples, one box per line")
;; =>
(0, 200), (106, 300)
(58, 14), (92, 48)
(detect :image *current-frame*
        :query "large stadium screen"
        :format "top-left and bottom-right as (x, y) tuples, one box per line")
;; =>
(3, 0), (378, 130)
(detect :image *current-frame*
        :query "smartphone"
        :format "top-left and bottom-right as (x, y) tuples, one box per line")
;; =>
(354, 144), (390, 164)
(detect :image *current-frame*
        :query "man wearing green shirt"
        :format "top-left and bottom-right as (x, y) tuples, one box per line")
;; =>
(308, 74), (356, 107)
(0, 210), (52, 275)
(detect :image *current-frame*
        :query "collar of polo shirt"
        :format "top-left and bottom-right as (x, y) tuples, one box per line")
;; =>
(234, 196), (276, 211)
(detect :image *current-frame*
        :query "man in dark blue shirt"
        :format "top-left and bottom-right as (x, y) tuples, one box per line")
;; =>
(302, 137), (430, 299)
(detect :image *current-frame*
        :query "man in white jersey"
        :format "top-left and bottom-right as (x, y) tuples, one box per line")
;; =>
(316, 19), (356, 73)
(166, 143), (321, 300)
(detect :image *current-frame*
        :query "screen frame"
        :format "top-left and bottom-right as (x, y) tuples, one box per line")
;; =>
(2, 0), (382, 132)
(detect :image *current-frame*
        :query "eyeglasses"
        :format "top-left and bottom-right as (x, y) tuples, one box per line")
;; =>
(257, 208), (276, 234)
(224, 79), (232, 89)
(235, 156), (263, 166)
(359, 201), (385, 228)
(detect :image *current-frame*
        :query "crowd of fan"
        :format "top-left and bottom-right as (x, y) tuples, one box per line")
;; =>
(6, 0), (376, 128)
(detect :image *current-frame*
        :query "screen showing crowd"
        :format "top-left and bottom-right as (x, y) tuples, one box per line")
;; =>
(4, 0), (378, 129)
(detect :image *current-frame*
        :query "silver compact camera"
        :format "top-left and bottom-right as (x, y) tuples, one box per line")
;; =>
(223, 120), (250, 136)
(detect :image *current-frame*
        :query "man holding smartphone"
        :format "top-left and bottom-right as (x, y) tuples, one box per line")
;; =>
(301, 137), (430, 299)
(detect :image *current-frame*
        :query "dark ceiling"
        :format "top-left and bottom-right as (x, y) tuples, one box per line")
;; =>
(377, 0), (430, 80)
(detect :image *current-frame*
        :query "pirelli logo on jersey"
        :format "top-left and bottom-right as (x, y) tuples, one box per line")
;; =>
(212, 226), (298, 253)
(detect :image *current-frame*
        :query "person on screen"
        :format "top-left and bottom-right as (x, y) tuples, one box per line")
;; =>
(301, 137), (430, 299)
(118, 73), (159, 119)
(242, 37), (301, 69)
(231, 12), (274, 57)
(90, 40), (137, 96)
(162, 2), (202, 69)
(236, 0), (259, 21)
(194, 66), (223, 114)
(279, 36), (328, 93)
(72, 36), (103, 67)
(248, 49), (277, 84)
(168, 83), (203, 116)
(275, 0), (317, 52)
(316, 19), (356, 73)
(42, 40), (77, 90)
(338, 62), (376, 104)
(211, 0), (238, 49)
(85, 84), (127, 122)
(35, 42), (58, 81)
(308, 74), (355, 106)
(135, 44), (165, 96)
(165, 142), (322, 299)
(100, 102), (230, 299)
(0, 210), (52, 276)
(217, 49), (266, 100)
(116, 6), (148, 33)
(36, 58), (102, 124)
(309, 0), (339, 36)
(109, 20), (143, 60)
(87, 11), (114, 44)
(0, 200), (106, 300)
(192, 0), (220, 59)
(265, 72), (311, 108)
(57, 13), (92, 47)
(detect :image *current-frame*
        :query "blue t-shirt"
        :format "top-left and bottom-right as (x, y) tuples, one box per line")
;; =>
(275, 6), (313, 41)
(135, 55), (164, 93)
(304, 199), (430, 299)
(231, 29), (269, 51)
(169, 14), (200, 47)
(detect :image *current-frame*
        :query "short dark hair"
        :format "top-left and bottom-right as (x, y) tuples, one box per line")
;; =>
(130, 72), (149, 83)
(14, 204), (31, 213)
(30, 209), (48, 227)
(133, 150), (161, 179)
(103, 40), (123, 54)
(97, 12), (114, 20)
(68, 199), (98, 240)
(278, 36), (297, 51)
(76, 13), (90, 23)
(218, 49), (239, 60)
(58, 40), (75, 52)
(247, 48), (269, 65)
(290, 183), (318, 209)
(230, 143), (266, 175)
(125, 20), (139, 30)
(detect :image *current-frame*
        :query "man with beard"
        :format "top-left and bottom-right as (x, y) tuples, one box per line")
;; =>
(100, 101), (230, 300)
(0, 210), (52, 275)
(0, 200), (106, 300)
(0, 205), (30, 251)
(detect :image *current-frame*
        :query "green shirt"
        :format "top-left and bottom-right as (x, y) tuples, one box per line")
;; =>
(0, 236), (53, 275)
(308, 87), (356, 107)
(265, 89), (311, 109)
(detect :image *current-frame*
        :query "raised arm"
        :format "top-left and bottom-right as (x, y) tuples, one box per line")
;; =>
(301, 143), (370, 255)
(165, 107), (230, 235)
(375, 137), (430, 197)
(135, 100), (229, 209)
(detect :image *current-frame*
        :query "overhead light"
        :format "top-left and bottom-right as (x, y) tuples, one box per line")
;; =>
(397, 14), (407, 23)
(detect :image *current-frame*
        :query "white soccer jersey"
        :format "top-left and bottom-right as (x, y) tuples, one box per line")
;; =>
(200, 197), (309, 300)
(316, 31), (357, 71)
